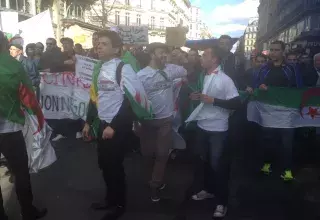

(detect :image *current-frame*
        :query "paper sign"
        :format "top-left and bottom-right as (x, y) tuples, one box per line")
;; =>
(117, 25), (149, 45)
(166, 27), (187, 47)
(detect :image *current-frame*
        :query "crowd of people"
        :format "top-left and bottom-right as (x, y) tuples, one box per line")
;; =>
(0, 28), (320, 220)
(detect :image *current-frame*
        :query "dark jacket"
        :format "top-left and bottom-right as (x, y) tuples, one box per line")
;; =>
(19, 55), (40, 87)
(254, 61), (303, 88)
(61, 51), (76, 72)
(221, 52), (237, 84)
(38, 47), (65, 72)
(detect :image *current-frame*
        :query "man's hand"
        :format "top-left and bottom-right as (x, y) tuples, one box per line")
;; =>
(102, 126), (115, 140)
(259, 84), (268, 91)
(64, 59), (74, 65)
(189, 92), (201, 100)
(246, 86), (254, 94)
(82, 123), (90, 138)
(200, 94), (214, 104)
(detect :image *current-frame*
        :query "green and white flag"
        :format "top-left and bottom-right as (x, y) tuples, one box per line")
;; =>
(247, 87), (320, 128)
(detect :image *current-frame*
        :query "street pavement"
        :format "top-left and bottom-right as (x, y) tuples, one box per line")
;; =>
(1, 136), (320, 220)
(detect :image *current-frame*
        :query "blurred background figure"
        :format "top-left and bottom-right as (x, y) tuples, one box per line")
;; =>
(286, 51), (299, 65)
(74, 43), (85, 55)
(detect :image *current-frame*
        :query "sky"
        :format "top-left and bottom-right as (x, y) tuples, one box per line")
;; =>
(190, 0), (259, 38)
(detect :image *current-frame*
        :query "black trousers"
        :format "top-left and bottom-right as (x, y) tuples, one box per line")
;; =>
(0, 131), (34, 219)
(97, 122), (130, 207)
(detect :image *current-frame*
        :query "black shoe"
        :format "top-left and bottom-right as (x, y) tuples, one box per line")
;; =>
(91, 202), (111, 211)
(101, 206), (125, 220)
(22, 208), (47, 220)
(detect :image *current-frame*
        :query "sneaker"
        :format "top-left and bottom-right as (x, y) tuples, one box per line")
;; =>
(281, 170), (294, 181)
(261, 163), (272, 175)
(52, 134), (66, 142)
(159, 183), (166, 190)
(191, 190), (214, 201)
(76, 132), (83, 139)
(213, 205), (227, 218)
(151, 188), (160, 202)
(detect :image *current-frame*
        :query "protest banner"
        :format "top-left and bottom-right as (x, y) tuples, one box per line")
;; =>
(166, 27), (187, 47)
(116, 25), (149, 45)
(40, 55), (97, 120)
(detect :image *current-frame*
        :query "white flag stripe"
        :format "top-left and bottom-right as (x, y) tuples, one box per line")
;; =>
(247, 101), (320, 128)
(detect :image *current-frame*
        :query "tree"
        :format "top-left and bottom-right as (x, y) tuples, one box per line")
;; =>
(88, 0), (118, 28)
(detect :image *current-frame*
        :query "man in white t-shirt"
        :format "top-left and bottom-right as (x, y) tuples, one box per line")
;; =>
(188, 45), (241, 218)
(137, 43), (187, 202)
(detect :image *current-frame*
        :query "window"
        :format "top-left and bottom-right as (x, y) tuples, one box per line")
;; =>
(160, 17), (164, 29)
(150, 16), (155, 29)
(115, 11), (120, 25)
(125, 0), (130, 5)
(196, 24), (198, 30)
(125, 12), (130, 26)
(190, 24), (192, 30)
(151, 0), (154, 9)
(137, 14), (141, 26)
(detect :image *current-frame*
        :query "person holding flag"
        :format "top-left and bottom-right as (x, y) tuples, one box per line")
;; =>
(0, 31), (47, 220)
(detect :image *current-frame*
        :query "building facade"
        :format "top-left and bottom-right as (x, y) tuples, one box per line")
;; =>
(0, 0), (36, 20)
(244, 18), (258, 57)
(188, 6), (201, 40)
(257, 0), (320, 51)
(86, 0), (192, 44)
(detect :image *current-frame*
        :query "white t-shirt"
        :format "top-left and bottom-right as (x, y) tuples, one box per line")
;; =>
(97, 58), (135, 123)
(197, 69), (239, 132)
(137, 64), (187, 119)
(0, 117), (23, 134)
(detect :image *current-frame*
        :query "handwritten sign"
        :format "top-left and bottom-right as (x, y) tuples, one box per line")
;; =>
(117, 25), (149, 45)
(166, 27), (187, 47)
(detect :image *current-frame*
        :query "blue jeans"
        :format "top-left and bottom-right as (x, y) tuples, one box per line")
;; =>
(193, 127), (229, 205)
(260, 127), (294, 170)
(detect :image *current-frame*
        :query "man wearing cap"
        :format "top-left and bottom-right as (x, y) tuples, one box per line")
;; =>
(9, 44), (40, 88)
(137, 42), (187, 202)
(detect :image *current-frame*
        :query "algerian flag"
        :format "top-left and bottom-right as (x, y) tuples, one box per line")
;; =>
(0, 52), (56, 172)
(247, 87), (320, 128)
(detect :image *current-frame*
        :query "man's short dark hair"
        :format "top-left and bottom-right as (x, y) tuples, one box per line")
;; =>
(219, 35), (232, 41)
(97, 30), (123, 49)
(209, 45), (224, 63)
(36, 42), (44, 49)
(93, 31), (99, 36)
(26, 43), (36, 51)
(75, 43), (83, 48)
(271, 40), (286, 51)
(47, 38), (57, 45)
(255, 53), (267, 60)
(286, 51), (298, 58)
(189, 48), (199, 55)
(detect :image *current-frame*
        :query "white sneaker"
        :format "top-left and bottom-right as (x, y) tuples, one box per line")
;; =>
(191, 190), (214, 201)
(76, 132), (83, 139)
(213, 205), (227, 218)
(52, 134), (66, 142)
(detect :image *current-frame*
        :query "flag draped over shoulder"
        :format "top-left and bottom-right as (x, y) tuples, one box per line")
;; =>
(87, 57), (153, 138)
(246, 87), (320, 128)
(0, 53), (44, 133)
(0, 52), (56, 172)
(122, 51), (140, 73)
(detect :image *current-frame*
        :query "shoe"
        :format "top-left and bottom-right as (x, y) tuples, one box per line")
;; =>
(22, 207), (47, 220)
(261, 163), (272, 175)
(52, 134), (66, 142)
(101, 206), (125, 220)
(91, 202), (110, 211)
(281, 170), (294, 181)
(191, 190), (214, 201)
(159, 183), (166, 191)
(213, 205), (227, 218)
(151, 187), (160, 202)
(76, 132), (83, 139)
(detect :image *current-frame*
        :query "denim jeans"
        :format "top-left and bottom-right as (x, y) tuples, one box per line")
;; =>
(193, 127), (229, 205)
(260, 127), (294, 170)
